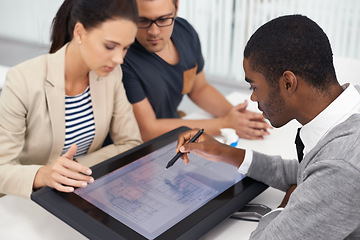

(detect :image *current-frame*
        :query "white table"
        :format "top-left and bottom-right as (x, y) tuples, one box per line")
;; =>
(0, 90), (300, 240)
(0, 186), (285, 240)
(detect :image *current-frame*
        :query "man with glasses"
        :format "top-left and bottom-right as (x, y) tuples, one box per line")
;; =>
(122, 0), (271, 141)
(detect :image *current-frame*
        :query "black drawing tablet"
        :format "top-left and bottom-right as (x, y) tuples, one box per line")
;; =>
(31, 127), (267, 240)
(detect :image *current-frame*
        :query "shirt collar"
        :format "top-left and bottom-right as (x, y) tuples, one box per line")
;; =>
(300, 84), (360, 156)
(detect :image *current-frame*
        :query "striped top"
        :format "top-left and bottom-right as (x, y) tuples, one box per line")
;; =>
(61, 86), (95, 157)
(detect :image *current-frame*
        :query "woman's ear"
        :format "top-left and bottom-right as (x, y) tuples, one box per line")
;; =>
(73, 22), (85, 44)
(281, 70), (298, 96)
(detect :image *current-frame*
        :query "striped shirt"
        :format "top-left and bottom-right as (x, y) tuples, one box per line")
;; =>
(61, 86), (95, 157)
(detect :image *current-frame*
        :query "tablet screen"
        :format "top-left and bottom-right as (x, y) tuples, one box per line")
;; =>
(74, 141), (245, 239)
(32, 127), (267, 240)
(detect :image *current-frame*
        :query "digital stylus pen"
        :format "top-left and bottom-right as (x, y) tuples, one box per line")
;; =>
(166, 128), (204, 169)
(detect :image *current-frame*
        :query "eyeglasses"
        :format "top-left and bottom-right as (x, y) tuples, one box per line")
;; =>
(137, 17), (175, 28)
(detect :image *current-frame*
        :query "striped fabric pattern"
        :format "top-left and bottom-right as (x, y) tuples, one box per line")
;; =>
(61, 86), (95, 157)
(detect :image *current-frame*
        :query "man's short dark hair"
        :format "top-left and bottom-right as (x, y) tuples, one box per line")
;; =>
(244, 15), (337, 90)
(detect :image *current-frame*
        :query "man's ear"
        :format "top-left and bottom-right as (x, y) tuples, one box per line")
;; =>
(175, 0), (179, 17)
(73, 22), (85, 44)
(281, 70), (298, 96)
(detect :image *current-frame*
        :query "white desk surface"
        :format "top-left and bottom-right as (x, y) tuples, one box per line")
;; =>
(0, 91), (300, 240)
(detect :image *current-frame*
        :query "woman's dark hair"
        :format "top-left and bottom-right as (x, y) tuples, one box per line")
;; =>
(49, 0), (138, 53)
(244, 15), (337, 91)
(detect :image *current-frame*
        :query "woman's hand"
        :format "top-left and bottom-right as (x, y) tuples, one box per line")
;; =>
(176, 129), (245, 167)
(33, 144), (94, 192)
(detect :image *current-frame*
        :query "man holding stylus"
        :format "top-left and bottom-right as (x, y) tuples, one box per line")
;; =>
(176, 15), (360, 240)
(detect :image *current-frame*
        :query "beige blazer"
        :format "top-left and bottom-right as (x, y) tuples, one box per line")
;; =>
(0, 44), (142, 198)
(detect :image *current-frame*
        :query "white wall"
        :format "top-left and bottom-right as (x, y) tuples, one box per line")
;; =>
(178, 0), (360, 84)
(1, 0), (359, 84)
(0, 0), (63, 45)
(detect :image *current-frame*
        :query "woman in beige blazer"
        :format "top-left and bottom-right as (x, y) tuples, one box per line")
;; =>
(0, 0), (142, 198)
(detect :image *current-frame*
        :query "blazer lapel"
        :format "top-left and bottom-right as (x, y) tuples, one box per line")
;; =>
(44, 44), (109, 156)
(45, 45), (67, 161)
(88, 71), (107, 153)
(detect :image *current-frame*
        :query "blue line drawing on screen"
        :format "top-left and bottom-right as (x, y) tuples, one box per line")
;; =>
(74, 141), (244, 239)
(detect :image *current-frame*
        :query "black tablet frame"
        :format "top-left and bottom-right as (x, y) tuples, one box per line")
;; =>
(31, 126), (268, 240)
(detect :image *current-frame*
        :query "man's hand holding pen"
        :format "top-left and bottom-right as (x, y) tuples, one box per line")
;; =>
(175, 128), (245, 168)
(166, 128), (204, 168)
